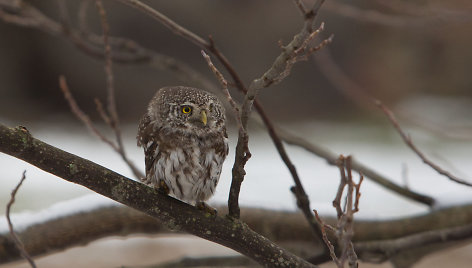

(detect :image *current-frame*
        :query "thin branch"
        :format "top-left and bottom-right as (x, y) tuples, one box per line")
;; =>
(276, 126), (435, 206)
(200, 50), (243, 131)
(6, 170), (36, 268)
(293, 0), (308, 16)
(314, 209), (339, 266)
(376, 100), (472, 187)
(355, 223), (472, 263)
(95, 0), (118, 128)
(316, 155), (361, 268)
(78, 0), (91, 32)
(59, 76), (118, 150)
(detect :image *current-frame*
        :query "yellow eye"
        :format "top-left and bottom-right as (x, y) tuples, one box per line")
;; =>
(182, 106), (192, 114)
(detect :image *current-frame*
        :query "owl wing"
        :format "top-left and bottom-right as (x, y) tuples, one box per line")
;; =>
(137, 114), (160, 184)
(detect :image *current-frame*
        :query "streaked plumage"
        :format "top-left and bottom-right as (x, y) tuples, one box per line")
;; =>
(137, 86), (228, 204)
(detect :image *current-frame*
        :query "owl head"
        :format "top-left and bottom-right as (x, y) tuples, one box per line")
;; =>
(147, 86), (226, 136)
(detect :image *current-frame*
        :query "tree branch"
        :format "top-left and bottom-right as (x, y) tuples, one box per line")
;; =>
(5, 170), (36, 268)
(375, 101), (472, 187)
(276, 126), (435, 206)
(0, 124), (316, 267)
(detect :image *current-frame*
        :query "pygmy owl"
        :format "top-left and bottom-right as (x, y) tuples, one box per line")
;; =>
(137, 86), (228, 209)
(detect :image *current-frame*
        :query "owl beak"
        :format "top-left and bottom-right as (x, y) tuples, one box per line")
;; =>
(201, 110), (208, 126)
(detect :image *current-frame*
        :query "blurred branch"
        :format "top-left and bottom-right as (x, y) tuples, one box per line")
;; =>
(355, 223), (472, 263)
(5, 170), (36, 268)
(315, 45), (472, 188)
(376, 101), (472, 187)
(134, 256), (257, 268)
(276, 126), (435, 206)
(0, 124), (316, 267)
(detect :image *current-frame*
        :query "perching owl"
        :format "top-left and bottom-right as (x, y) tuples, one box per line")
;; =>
(137, 86), (228, 208)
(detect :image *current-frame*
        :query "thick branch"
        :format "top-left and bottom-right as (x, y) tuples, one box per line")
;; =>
(0, 124), (316, 268)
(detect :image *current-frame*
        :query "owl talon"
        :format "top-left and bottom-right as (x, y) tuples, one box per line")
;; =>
(196, 202), (217, 216)
(158, 180), (170, 195)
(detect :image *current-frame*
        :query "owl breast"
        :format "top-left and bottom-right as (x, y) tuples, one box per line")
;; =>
(149, 134), (228, 203)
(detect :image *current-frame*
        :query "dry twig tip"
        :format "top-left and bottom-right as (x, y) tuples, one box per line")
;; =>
(6, 171), (37, 268)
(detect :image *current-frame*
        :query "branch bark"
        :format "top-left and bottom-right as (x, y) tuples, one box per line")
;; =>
(0, 124), (316, 267)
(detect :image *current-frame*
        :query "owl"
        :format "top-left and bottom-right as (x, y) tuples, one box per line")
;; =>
(137, 86), (228, 210)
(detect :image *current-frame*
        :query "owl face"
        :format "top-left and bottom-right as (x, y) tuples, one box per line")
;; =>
(148, 86), (226, 136)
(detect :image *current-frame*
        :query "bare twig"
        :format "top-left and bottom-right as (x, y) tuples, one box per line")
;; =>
(59, 76), (117, 150)
(95, 0), (118, 128)
(78, 0), (91, 32)
(314, 209), (339, 265)
(376, 100), (472, 187)
(315, 155), (361, 268)
(200, 50), (243, 131)
(293, 0), (308, 16)
(6, 171), (36, 268)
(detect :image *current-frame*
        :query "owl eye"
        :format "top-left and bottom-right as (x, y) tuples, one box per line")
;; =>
(182, 106), (192, 114)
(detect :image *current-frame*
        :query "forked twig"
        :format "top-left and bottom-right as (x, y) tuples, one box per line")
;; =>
(6, 171), (36, 268)
(315, 155), (361, 268)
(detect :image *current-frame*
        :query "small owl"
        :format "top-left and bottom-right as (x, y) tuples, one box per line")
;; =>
(137, 86), (228, 209)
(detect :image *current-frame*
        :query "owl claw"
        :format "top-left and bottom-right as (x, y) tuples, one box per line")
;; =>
(158, 180), (170, 195)
(196, 201), (217, 216)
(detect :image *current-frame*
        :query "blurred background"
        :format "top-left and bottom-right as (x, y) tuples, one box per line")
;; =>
(1, 0), (471, 124)
(1, 0), (472, 267)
